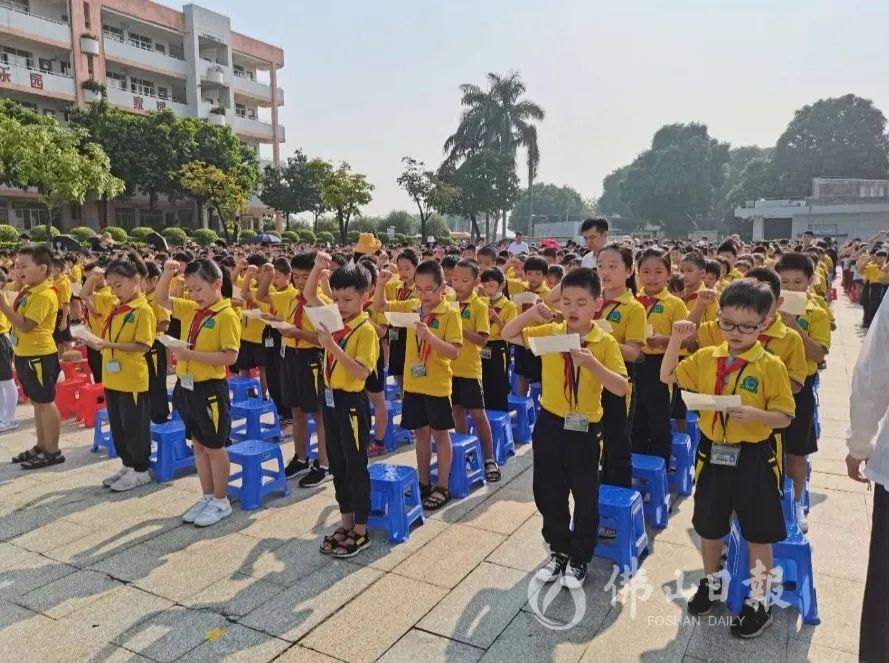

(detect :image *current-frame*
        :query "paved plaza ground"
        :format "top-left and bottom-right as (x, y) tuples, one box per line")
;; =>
(0, 292), (870, 662)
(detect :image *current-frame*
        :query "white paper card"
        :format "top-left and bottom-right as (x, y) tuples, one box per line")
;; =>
(71, 282), (82, 297)
(385, 311), (420, 328)
(157, 334), (190, 349)
(595, 319), (613, 333)
(680, 391), (742, 412)
(645, 324), (654, 338)
(230, 285), (242, 301)
(70, 324), (103, 346)
(5, 290), (18, 305)
(778, 290), (807, 316)
(306, 304), (344, 333)
(243, 308), (265, 320)
(528, 333), (581, 356)
(511, 292), (538, 306)
(267, 320), (297, 332)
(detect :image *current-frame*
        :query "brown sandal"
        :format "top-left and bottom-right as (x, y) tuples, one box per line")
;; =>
(319, 527), (349, 554)
(422, 486), (451, 511)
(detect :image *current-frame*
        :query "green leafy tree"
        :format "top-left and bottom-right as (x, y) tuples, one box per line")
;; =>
(179, 161), (251, 243)
(509, 182), (591, 235)
(596, 165), (634, 219)
(379, 210), (417, 236)
(306, 158), (331, 231)
(192, 228), (219, 246)
(317, 162), (374, 243)
(316, 231), (335, 244)
(397, 156), (460, 240)
(259, 149), (323, 229)
(425, 213), (451, 239)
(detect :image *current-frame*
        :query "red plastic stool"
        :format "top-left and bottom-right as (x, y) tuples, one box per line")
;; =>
(76, 383), (106, 427)
(57, 377), (88, 420)
(13, 373), (28, 404)
(77, 345), (89, 361)
(60, 361), (91, 383)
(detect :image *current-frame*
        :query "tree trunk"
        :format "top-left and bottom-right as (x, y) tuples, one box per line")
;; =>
(469, 214), (482, 242)
(215, 206), (230, 243)
(100, 195), (109, 229)
(338, 210), (347, 244)
(485, 213), (490, 244)
(419, 213), (427, 243)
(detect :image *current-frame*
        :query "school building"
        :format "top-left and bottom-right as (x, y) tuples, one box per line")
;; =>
(0, 0), (285, 232)
(735, 177), (889, 241)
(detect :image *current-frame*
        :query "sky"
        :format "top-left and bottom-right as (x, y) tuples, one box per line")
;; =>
(181, 0), (889, 215)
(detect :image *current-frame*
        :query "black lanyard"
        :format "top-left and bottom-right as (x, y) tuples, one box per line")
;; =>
(715, 361), (752, 443)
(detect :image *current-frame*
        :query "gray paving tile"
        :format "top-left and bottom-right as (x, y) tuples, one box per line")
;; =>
(15, 568), (122, 619)
(378, 629), (484, 663)
(786, 639), (858, 662)
(479, 610), (597, 663)
(486, 513), (547, 573)
(112, 605), (227, 663)
(175, 622), (290, 663)
(58, 585), (173, 643)
(0, 550), (77, 599)
(182, 572), (284, 618)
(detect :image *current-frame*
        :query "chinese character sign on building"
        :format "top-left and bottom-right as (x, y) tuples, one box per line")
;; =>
(0, 67), (11, 83)
(133, 96), (143, 110)
(30, 72), (43, 89)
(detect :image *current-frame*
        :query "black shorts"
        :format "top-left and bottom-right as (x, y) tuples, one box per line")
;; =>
(692, 436), (786, 544)
(173, 378), (231, 449)
(14, 353), (60, 405)
(401, 392), (454, 431)
(783, 375), (817, 456)
(234, 340), (267, 371)
(388, 329), (407, 377)
(281, 347), (323, 412)
(482, 340), (510, 412)
(451, 376), (485, 410)
(53, 311), (73, 344)
(513, 344), (541, 382)
(0, 334), (13, 381)
(670, 385), (688, 420)
(364, 343), (386, 394)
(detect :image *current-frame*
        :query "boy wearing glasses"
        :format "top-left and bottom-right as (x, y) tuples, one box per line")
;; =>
(661, 279), (795, 639)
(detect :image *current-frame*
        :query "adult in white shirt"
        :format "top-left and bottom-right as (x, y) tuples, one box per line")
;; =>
(846, 294), (889, 663)
(580, 217), (609, 269)
(507, 232), (529, 255)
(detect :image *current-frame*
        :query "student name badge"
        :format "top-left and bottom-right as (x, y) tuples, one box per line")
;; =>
(710, 443), (741, 467)
(480, 346), (492, 360)
(410, 362), (427, 378)
(324, 388), (335, 408)
(264, 336), (274, 348)
(180, 375), (195, 391)
(390, 328), (400, 341)
(105, 360), (122, 374)
(564, 412), (589, 432)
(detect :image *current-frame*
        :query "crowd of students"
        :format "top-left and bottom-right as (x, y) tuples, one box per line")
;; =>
(0, 219), (841, 639)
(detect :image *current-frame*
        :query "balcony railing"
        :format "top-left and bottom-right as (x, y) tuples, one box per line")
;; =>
(0, 54), (72, 78)
(0, 0), (68, 24)
(102, 30), (186, 61)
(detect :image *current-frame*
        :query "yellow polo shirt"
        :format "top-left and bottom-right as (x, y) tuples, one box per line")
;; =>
(451, 292), (490, 380)
(385, 280), (418, 304)
(88, 288), (117, 336)
(387, 298), (462, 398)
(597, 289), (646, 346)
(757, 317), (807, 387)
(171, 297), (241, 382)
(11, 280), (58, 357)
(54, 276), (72, 306)
(523, 322), (626, 422)
(484, 294), (517, 342)
(146, 292), (171, 329)
(675, 342), (795, 444)
(796, 299), (831, 376)
(268, 285), (330, 350)
(507, 279), (551, 312)
(241, 287), (271, 344)
(324, 312), (380, 392)
(101, 294), (156, 393)
(682, 283), (717, 324)
(637, 288), (687, 355)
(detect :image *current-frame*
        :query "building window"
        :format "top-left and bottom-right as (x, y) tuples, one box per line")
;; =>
(155, 43), (166, 55)
(106, 70), (126, 89)
(130, 77), (155, 97)
(38, 58), (52, 74)
(128, 33), (153, 50)
(83, 2), (90, 29)
(0, 203), (8, 226)
(178, 208), (194, 228)
(11, 203), (49, 231)
(42, 108), (56, 119)
(115, 208), (135, 230)
(70, 204), (81, 221)
(139, 209), (162, 228)
(103, 24), (124, 42)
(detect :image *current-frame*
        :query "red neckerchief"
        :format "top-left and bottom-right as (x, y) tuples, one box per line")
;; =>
(187, 308), (217, 346)
(417, 312), (438, 365)
(397, 284), (413, 301)
(683, 291), (699, 304)
(101, 303), (133, 339)
(291, 293), (307, 328)
(595, 299), (620, 320)
(13, 288), (29, 311)
(325, 324), (353, 382)
(712, 355), (748, 430)
(636, 294), (658, 310)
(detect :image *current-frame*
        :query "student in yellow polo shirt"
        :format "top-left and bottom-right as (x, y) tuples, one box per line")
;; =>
(52, 260), (73, 353)
(451, 259), (499, 482)
(480, 267), (517, 413)
(506, 255), (551, 397)
(661, 279), (795, 639)
(356, 259), (391, 458)
(0, 271), (18, 433)
(305, 253), (379, 558)
(156, 258), (241, 528)
(502, 267), (628, 590)
(0, 246), (62, 469)
(375, 260), (462, 511)
(90, 253), (156, 492)
(384, 248), (420, 391)
(81, 263), (116, 383)
(143, 260), (171, 424)
(231, 254), (272, 399)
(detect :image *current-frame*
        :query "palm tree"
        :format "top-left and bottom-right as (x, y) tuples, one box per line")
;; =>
(443, 71), (544, 239)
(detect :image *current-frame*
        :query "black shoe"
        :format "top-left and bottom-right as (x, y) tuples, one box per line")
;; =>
(299, 461), (329, 487)
(534, 552), (568, 583)
(730, 599), (772, 639)
(285, 456), (310, 479)
(561, 560), (588, 589)
(687, 578), (720, 616)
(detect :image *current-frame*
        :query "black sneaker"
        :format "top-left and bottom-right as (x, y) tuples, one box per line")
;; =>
(687, 578), (720, 616)
(534, 552), (568, 583)
(561, 560), (588, 589)
(285, 456), (310, 479)
(730, 599), (772, 639)
(299, 461), (330, 487)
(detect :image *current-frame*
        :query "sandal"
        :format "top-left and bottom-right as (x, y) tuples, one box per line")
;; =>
(11, 446), (41, 464)
(484, 459), (501, 483)
(20, 450), (65, 470)
(422, 486), (451, 511)
(419, 482), (432, 500)
(332, 530), (370, 558)
(319, 527), (349, 554)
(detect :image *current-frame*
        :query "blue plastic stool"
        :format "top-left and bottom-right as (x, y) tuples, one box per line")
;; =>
(384, 372), (400, 401)
(510, 370), (521, 396)
(595, 485), (649, 575)
(430, 433), (486, 498)
(726, 519), (820, 625)
(468, 410), (514, 466)
(802, 458), (812, 515)
(507, 394), (536, 444)
(529, 383), (542, 414)
(369, 399), (412, 452)
(686, 412), (700, 455)
(227, 439), (291, 510)
(631, 454), (671, 529)
(668, 433), (693, 496)
(782, 476), (800, 530)
(229, 376), (261, 402)
(91, 408), (117, 458)
(231, 399), (282, 443)
(368, 464), (425, 543)
(149, 420), (195, 482)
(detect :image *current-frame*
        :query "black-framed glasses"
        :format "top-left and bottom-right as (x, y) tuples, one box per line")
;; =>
(717, 318), (764, 334)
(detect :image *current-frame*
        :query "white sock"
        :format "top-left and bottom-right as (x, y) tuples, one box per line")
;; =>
(211, 496), (229, 507)
(0, 379), (17, 425)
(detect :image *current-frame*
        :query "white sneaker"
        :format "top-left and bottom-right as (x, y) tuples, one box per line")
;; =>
(0, 422), (19, 433)
(796, 503), (808, 533)
(110, 470), (151, 492)
(103, 466), (131, 487)
(182, 496), (212, 523)
(194, 498), (233, 527)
